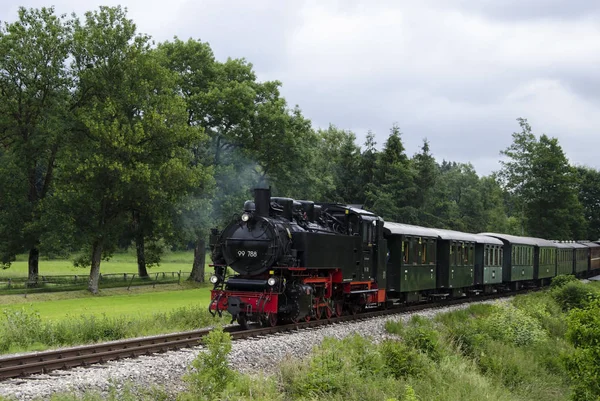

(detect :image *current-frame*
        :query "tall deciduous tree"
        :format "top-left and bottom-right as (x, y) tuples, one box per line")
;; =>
(0, 7), (72, 281)
(56, 6), (209, 293)
(576, 167), (600, 241)
(499, 118), (585, 239)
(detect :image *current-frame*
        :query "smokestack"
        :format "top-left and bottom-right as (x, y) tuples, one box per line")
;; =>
(254, 187), (271, 217)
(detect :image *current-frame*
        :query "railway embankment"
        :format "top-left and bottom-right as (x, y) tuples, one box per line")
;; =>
(1, 277), (598, 401)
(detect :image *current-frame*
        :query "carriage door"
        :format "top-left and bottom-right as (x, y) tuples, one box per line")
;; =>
(361, 218), (375, 280)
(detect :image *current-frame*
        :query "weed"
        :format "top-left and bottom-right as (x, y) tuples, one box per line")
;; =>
(182, 327), (235, 400)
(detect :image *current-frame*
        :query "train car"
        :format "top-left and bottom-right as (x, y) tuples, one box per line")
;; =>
(554, 242), (575, 276)
(384, 225), (503, 300)
(581, 242), (600, 273)
(383, 222), (438, 302)
(532, 238), (557, 283)
(573, 243), (589, 275)
(474, 234), (504, 289)
(479, 233), (535, 289)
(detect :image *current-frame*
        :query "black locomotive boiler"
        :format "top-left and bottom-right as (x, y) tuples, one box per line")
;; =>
(208, 188), (387, 328)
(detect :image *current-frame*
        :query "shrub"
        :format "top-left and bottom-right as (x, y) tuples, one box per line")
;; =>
(183, 327), (235, 399)
(479, 303), (547, 347)
(564, 299), (600, 401)
(381, 339), (427, 379)
(550, 274), (578, 289)
(552, 281), (598, 311)
(512, 292), (567, 338)
(403, 318), (442, 361)
(0, 308), (42, 351)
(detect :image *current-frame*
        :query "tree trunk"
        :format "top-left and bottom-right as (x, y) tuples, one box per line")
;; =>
(133, 210), (149, 278)
(188, 238), (206, 282)
(88, 239), (103, 294)
(27, 247), (39, 286)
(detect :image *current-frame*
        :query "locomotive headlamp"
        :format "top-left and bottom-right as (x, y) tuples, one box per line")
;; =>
(209, 275), (219, 284)
(241, 213), (250, 222)
(267, 277), (277, 286)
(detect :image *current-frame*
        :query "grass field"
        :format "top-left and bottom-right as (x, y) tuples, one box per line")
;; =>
(0, 251), (204, 279)
(0, 284), (213, 321)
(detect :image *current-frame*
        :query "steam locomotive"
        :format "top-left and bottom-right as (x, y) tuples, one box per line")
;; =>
(208, 188), (386, 328)
(208, 188), (600, 328)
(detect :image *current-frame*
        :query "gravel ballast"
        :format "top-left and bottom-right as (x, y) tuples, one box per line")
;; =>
(0, 299), (507, 401)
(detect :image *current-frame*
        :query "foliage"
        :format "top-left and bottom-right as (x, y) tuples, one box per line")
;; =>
(564, 299), (600, 400)
(576, 166), (600, 241)
(498, 118), (586, 239)
(183, 327), (235, 400)
(551, 281), (599, 311)
(550, 274), (579, 289)
(0, 303), (222, 354)
(0, 6), (73, 277)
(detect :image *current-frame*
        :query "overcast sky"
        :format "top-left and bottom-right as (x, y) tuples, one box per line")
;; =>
(2, 0), (599, 175)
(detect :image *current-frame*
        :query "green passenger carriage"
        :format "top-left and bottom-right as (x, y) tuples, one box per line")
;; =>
(554, 242), (575, 276)
(479, 233), (536, 286)
(573, 243), (589, 274)
(532, 238), (557, 281)
(383, 223), (437, 300)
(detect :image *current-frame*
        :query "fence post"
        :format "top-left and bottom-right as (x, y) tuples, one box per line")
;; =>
(153, 273), (158, 288)
(178, 270), (181, 285)
(127, 273), (136, 290)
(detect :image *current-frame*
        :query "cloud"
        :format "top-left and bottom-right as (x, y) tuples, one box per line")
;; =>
(1, 0), (598, 175)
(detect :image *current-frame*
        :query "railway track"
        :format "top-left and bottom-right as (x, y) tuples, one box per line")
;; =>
(0, 288), (533, 381)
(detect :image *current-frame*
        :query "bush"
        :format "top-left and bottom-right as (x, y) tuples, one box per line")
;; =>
(550, 274), (578, 289)
(479, 303), (547, 347)
(564, 299), (600, 401)
(182, 327), (235, 400)
(381, 339), (427, 379)
(552, 281), (598, 311)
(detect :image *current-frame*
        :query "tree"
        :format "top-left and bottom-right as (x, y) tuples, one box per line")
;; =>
(498, 118), (585, 239)
(55, 6), (209, 293)
(0, 7), (72, 281)
(158, 38), (319, 281)
(359, 131), (378, 204)
(366, 124), (416, 222)
(576, 167), (600, 241)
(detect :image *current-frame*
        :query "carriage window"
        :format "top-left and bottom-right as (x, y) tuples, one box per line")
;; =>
(428, 241), (436, 264)
(421, 243), (427, 264)
(499, 248), (503, 266)
(529, 247), (533, 264)
(403, 240), (410, 263)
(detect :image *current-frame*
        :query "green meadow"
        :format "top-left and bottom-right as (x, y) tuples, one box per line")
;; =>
(0, 251), (199, 279)
(0, 285), (213, 321)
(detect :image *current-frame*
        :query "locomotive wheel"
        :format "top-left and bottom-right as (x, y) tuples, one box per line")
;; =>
(304, 314), (311, 322)
(236, 314), (249, 330)
(325, 305), (333, 319)
(264, 312), (278, 327)
(315, 304), (323, 320)
(335, 301), (343, 317)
